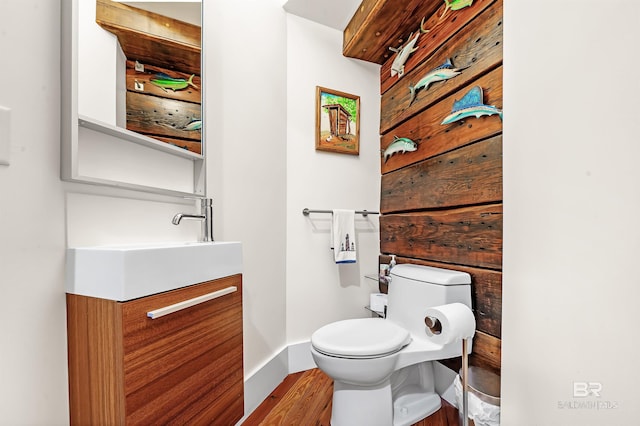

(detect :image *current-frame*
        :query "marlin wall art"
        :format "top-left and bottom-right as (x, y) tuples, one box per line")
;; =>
(441, 86), (502, 125)
(383, 136), (418, 162)
(408, 58), (466, 105)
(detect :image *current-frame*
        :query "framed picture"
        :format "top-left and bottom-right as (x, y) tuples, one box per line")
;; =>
(315, 86), (360, 155)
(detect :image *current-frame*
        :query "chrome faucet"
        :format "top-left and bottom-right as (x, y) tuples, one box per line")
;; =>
(172, 198), (214, 242)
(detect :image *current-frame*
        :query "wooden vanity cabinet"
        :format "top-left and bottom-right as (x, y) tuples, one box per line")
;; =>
(66, 274), (243, 425)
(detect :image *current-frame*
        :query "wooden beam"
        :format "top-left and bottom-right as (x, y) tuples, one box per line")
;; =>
(343, 0), (442, 64)
(96, 0), (201, 75)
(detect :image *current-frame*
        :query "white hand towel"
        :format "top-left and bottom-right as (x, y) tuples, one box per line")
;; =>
(331, 209), (356, 264)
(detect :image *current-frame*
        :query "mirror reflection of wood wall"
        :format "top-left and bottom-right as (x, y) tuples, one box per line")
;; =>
(96, 0), (202, 154)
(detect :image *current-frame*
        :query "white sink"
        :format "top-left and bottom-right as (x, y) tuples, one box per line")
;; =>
(66, 241), (242, 301)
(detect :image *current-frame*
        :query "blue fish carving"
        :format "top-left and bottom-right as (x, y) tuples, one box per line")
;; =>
(441, 86), (502, 124)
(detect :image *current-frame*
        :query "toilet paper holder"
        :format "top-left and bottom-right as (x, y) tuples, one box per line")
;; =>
(424, 316), (442, 335)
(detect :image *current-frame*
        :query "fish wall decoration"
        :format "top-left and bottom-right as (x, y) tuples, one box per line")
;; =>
(183, 119), (202, 131)
(445, 0), (474, 13)
(408, 58), (466, 105)
(421, 0), (475, 33)
(389, 33), (420, 78)
(441, 86), (502, 125)
(150, 73), (198, 92)
(383, 136), (418, 162)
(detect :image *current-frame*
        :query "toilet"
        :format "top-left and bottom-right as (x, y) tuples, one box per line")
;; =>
(310, 263), (473, 426)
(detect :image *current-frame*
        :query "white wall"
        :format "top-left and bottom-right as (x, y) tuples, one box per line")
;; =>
(285, 14), (381, 343)
(205, 0), (288, 384)
(502, 1), (640, 424)
(0, 1), (68, 423)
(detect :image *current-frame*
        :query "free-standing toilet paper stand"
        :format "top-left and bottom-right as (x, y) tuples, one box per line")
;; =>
(461, 338), (470, 426)
(424, 312), (472, 425)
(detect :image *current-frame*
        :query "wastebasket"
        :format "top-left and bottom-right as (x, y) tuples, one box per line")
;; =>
(454, 366), (500, 426)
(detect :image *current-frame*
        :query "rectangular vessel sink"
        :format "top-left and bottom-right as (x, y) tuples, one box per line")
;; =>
(66, 241), (242, 301)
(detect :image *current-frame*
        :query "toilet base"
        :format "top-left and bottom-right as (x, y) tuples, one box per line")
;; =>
(391, 362), (441, 425)
(329, 380), (441, 426)
(331, 380), (392, 426)
(392, 389), (441, 426)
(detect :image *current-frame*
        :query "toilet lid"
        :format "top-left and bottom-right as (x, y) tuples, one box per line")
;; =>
(311, 318), (411, 358)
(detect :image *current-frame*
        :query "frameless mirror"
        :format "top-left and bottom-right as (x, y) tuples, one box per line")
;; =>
(61, 0), (205, 196)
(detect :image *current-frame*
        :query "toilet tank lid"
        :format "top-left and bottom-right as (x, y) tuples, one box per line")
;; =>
(390, 264), (471, 285)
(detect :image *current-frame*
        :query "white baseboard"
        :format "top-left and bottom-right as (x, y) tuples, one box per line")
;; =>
(287, 340), (317, 373)
(237, 341), (317, 424)
(238, 347), (288, 424)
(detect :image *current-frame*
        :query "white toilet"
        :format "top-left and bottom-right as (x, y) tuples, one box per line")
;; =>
(310, 263), (473, 426)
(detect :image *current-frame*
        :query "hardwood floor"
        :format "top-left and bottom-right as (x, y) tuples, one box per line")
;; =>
(241, 369), (461, 426)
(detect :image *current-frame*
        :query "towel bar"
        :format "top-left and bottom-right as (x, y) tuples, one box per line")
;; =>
(302, 208), (379, 217)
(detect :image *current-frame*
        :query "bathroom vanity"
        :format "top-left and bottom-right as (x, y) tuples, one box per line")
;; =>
(65, 242), (244, 425)
(66, 275), (243, 425)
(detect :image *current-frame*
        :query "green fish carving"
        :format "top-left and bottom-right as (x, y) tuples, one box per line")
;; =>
(422, 0), (475, 31)
(150, 73), (198, 92)
(383, 136), (418, 163)
(447, 0), (474, 12)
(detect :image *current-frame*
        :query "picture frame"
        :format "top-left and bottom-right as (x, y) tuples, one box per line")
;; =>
(315, 86), (360, 155)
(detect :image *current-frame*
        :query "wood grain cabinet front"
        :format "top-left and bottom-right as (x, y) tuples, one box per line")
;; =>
(66, 274), (244, 425)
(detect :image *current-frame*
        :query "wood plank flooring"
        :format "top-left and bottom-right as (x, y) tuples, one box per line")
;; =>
(242, 369), (461, 426)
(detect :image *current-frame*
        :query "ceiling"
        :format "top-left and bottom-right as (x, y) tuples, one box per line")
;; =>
(283, 0), (362, 31)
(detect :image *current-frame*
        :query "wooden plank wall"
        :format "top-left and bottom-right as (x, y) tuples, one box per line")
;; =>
(378, 0), (503, 376)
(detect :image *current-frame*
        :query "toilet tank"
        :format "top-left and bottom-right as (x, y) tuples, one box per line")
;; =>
(386, 264), (471, 337)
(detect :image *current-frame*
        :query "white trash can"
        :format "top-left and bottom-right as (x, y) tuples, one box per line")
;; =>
(454, 366), (501, 426)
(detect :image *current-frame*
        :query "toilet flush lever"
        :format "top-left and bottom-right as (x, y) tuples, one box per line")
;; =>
(424, 316), (442, 335)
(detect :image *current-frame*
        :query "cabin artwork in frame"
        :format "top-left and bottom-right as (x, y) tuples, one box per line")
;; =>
(315, 86), (360, 155)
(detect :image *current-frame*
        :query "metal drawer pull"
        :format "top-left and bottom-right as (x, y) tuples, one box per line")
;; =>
(147, 286), (237, 319)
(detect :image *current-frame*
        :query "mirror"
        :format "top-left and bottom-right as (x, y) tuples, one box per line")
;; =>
(61, 0), (205, 197)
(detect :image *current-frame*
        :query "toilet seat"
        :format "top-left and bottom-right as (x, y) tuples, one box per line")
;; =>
(311, 318), (411, 359)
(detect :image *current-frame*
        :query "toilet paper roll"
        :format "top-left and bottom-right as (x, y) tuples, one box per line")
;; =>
(370, 293), (387, 313)
(424, 303), (476, 344)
